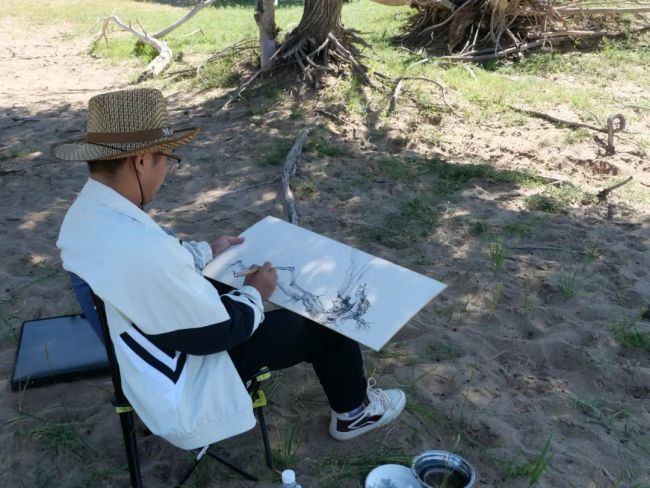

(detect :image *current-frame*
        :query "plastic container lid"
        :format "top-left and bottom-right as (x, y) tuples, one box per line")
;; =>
(282, 469), (296, 484)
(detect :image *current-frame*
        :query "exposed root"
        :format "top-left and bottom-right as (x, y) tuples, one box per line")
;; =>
(398, 0), (650, 61)
(223, 28), (371, 108)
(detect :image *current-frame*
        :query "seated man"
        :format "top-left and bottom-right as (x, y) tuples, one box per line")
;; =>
(53, 88), (405, 449)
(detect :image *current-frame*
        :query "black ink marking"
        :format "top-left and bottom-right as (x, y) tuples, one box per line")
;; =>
(225, 253), (371, 331)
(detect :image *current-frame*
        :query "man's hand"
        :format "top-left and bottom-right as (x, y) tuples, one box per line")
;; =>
(244, 262), (277, 301)
(210, 236), (244, 256)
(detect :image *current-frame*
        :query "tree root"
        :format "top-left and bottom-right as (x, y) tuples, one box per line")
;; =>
(223, 29), (371, 108)
(398, 0), (650, 62)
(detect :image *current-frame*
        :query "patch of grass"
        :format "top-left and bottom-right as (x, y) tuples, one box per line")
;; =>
(261, 137), (295, 165)
(316, 448), (414, 486)
(304, 127), (350, 157)
(505, 435), (554, 486)
(427, 341), (461, 361)
(468, 220), (490, 237)
(423, 158), (544, 195)
(23, 421), (87, 459)
(526, 183), (595, 213)
(7, 145), (37, 160)
(488, 236), (507, 273)
(502, 218), (543, 238)
(195, 53), (243, 89)
(341, 76), (369, 117)
(294, 178), (319, 200)
(376, 155), (416, 181)
(565, 127), (593, 145)
(273, 420), (303, 469)
(610, 313), (650, 352)
(487, 281), (504, 318)
(406, 398), (441, 426)
(566, 393), (629, 429)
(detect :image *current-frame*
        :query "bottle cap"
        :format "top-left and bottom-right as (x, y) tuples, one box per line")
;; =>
(281, 469), (296, 484)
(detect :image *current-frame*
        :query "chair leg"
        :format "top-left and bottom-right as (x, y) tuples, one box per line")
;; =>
(205, 449), (258, 481)
(118, 412), (143, 488)
(256, 408), (273, 470)
(176, 446), (208, 487)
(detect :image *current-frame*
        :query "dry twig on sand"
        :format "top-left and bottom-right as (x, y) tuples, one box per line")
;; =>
(282, 129), (311, 225)
(316, 109), (359, 139)
(510, 106), (604, 132)
(511, 107), (628, 154)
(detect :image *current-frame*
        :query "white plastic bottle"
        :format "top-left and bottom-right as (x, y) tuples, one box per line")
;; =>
(281, 469), (303, 488)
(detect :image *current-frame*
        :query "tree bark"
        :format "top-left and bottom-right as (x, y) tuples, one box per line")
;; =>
(254, 0), (278, 69)
(283, 0), (345, 66)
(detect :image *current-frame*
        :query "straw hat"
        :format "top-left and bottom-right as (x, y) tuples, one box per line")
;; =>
(52, 88), (199, 161)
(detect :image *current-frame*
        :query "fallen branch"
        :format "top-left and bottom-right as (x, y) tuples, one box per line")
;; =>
(557, 6), (650, 15)
(624, 105), (650, 112)
(316, 109), (358, 139)
(597, 176), (633, 200)
(282, 129), (311, 225)
(510, 106), (604, 132)
(398, 76), (453, 111)
(95, 15), (172, 80)
(153, 0), (216, 38)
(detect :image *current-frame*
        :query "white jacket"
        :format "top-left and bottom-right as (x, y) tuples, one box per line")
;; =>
(57, 178), (264, 449)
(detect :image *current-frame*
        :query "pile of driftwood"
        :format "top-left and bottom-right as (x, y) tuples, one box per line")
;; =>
(384, 0), (650, 61)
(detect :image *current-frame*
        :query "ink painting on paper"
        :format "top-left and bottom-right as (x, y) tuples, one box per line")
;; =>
(203, 216), (446, 351)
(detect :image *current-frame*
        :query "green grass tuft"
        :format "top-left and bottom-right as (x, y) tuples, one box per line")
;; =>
(610, 313), (650, 352)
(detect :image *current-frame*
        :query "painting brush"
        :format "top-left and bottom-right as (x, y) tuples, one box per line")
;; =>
(233, 268), (260, 278)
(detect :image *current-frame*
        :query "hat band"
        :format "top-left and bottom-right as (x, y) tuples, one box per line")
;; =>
(86, 127), (174, 144)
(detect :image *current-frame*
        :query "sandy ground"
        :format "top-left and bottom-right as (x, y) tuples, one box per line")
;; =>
(1, 14), (649, 488)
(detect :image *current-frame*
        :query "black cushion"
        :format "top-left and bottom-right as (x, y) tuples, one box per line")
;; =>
(11, 314), (109, 391)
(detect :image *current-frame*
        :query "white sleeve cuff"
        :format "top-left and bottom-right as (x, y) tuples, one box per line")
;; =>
(181, 240), (214, 271)
(226, 285), (265, 333)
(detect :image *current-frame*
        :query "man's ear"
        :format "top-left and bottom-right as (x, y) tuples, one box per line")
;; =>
(132, 154), (147, 174)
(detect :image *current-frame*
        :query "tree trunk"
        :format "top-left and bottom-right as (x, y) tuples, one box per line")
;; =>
(268, 0), (371, 84)
(284, 0), (344, 65)
(294, 0), (344, 41)
(254, 0), (278, 69)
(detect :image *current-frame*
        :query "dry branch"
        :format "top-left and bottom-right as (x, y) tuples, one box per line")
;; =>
(557, 6), (650, 15)
(597, 176), (633, 200)
(386, 75), (454, 113)
(94, 15), (172, 80)
(315, 109), (358, 139)
(153, 0), (216, 38)
(510, 106), (605, 132)
(282, 129), (311, 225)
(94, 1), (215, 80)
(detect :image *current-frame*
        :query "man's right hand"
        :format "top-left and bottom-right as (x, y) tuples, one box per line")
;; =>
(243, 262), (277, 301)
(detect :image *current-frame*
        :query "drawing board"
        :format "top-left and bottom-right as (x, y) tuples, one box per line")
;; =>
(203, 216), (446, 351)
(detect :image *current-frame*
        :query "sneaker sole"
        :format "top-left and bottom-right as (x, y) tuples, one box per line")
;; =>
(329, 391), (406, 441)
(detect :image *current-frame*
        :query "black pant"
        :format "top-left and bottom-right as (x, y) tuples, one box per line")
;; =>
(209, 279), (366, 413)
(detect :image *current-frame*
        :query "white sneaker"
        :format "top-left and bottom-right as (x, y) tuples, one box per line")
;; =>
(329, 378), (406, 441)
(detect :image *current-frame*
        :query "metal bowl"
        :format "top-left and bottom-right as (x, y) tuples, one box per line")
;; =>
(411, 450), (476, 488)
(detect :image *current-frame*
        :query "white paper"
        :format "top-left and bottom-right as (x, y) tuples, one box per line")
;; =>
(203, 216), (446, 351)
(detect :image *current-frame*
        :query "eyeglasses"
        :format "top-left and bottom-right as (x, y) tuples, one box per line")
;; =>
(158, 153), (182, 172)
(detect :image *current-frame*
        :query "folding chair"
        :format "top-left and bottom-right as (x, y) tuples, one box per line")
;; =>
(70, 274), (273, 487)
